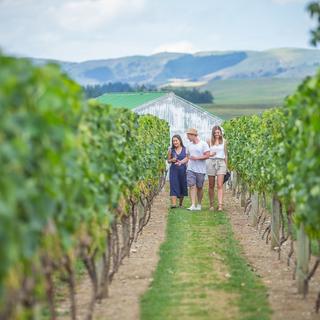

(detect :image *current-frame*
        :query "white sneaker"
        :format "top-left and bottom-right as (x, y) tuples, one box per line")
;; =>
(195, 204), (202, 211)
(187, 205), (197, 211)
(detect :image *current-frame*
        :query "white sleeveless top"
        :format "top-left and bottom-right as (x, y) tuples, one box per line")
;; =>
(209, 139), (225, 159)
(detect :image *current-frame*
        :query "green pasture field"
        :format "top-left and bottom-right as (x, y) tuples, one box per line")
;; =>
(200, 103), (274, 120)
(204, 78), (301, 106)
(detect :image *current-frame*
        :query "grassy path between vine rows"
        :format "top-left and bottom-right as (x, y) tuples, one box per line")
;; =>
(140, 195), (271, 320)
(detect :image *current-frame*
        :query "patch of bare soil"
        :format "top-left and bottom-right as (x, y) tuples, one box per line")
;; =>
(57, 188), (168, 320)
(224, 190), (320, 320)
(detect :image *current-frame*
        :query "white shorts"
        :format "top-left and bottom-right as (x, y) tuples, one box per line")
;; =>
(206, 158), (227, 176)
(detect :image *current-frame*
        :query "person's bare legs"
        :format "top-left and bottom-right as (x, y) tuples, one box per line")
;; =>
(179, 197), (184, 207)
(189, 185), (197, 207)
(217, 175), (224, 210)
(171, 196), (177, 207)
(197, 187), (203, 206)
(208, 176), (215, 209)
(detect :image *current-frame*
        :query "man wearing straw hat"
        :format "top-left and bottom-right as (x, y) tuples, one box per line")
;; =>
(184, 128), (210, 211)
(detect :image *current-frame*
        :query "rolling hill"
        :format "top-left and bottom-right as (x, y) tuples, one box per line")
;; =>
(31, 48), (320, 86)
(31, 47), (320, 105)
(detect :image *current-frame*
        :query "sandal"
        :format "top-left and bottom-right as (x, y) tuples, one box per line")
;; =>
(170, 205), (177, 209)
(218, 204), (223, 211)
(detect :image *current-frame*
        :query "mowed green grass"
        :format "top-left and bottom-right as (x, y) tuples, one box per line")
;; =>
(204, 78), (301, 105)
(140, 195), (271, 320)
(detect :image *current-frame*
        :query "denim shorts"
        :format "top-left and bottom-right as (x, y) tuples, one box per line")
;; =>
(186, 170), (205, 188)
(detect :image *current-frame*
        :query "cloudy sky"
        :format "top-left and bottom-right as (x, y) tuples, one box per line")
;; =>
(0, 0), (315, 62)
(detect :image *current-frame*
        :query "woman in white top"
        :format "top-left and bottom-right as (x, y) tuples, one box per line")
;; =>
(206, 126), (228, 211)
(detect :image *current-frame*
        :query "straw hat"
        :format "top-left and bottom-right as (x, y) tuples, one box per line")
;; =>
(186, 128), (198, 135)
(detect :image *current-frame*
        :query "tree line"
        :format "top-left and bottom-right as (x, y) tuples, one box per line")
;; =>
(83, 82), (214, 104)
(164, 87), (214, 104)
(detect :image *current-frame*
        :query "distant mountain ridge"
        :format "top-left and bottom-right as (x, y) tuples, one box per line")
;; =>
(31, 48), (320, 86)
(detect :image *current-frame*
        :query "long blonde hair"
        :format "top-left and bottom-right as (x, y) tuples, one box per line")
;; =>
(211, 126), (223, 145)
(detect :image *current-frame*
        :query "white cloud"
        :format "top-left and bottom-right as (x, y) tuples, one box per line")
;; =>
(153, 41), (196, 54)
(0, 0), (312, 61)
(51, 0), (145, 32)
(271, 0), (307, 4)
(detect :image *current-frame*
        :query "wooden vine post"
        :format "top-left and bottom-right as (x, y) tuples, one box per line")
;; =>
(232, 171), (237, 197)
(240, 183), (246, 207)
(271, 195), (280, 249)
(296, 223), (310, 294)
(249, 192), (259, 227)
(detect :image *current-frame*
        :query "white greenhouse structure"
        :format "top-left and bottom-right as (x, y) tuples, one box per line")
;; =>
(97, 92), (223, 142)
